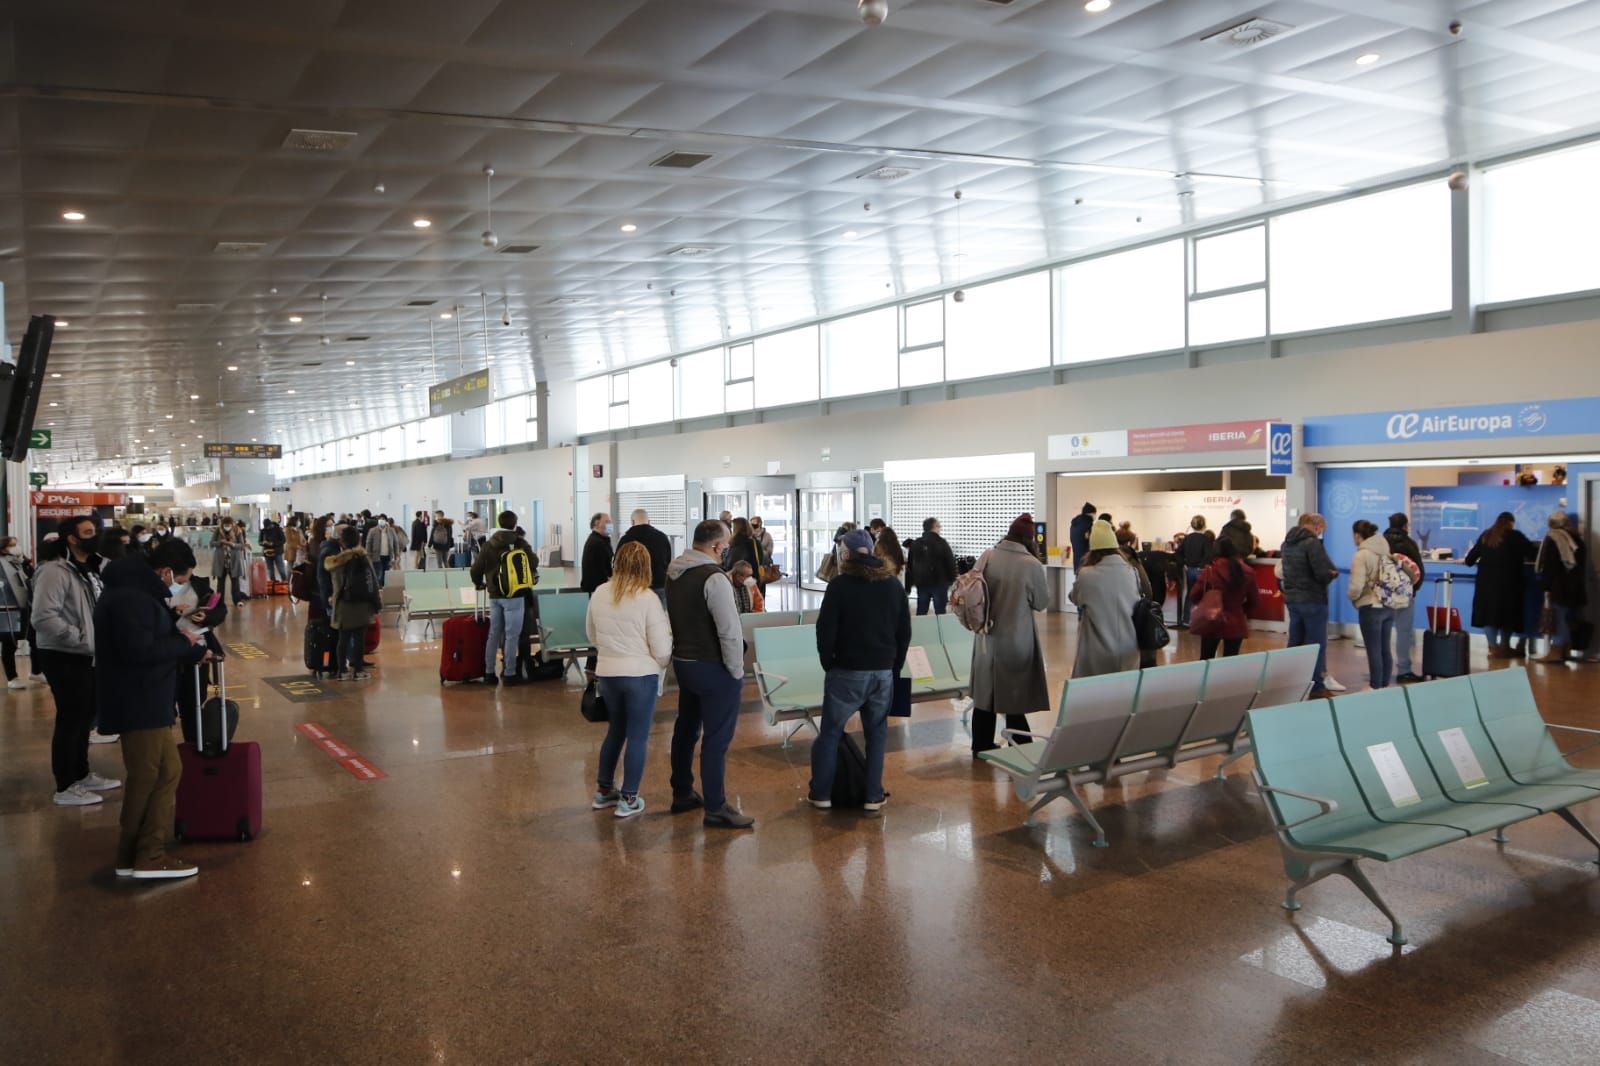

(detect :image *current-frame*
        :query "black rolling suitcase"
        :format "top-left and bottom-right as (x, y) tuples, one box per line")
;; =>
(304, 617), (337, 677)
(830, 733), (868, 809)
(1422, 574), (1470, 679)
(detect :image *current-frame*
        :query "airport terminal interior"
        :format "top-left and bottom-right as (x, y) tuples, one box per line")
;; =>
(6, 2), (1600, 1062)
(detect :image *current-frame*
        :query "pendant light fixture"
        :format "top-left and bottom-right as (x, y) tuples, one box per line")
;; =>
(481, 166), (498, 248)
(951, 189), (966, 303)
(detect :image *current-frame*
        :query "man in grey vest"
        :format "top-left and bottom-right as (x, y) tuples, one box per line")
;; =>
(665, 519), (753, 829)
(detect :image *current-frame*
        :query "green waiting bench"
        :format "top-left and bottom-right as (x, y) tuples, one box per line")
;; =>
(1250, 668), (1600, 946)
(979, 645), (1318, 847)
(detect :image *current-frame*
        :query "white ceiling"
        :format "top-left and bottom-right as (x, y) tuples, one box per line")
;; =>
(8, 0), (1600, 466)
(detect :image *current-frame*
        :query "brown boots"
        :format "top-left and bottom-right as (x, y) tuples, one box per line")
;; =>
(1537, 645), (1570, 664)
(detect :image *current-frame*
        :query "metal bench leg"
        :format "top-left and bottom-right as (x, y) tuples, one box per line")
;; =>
(1062, 784), (1109, 848)
(1492, 828), (1509, 844)
(1554, 807), (1600, 865)
(780, 717), (817, 749)
(1023, 792), (1063, 829)
(1338, 861), (1407, 947)
(1215, 748), (1252, 781)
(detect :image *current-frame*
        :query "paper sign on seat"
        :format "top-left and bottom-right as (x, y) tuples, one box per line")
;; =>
(1437, 728), (1490, 788)
(905, 645), (934, 682)
(459, 586), (478, 606)
(1367, 741), (1422, 807)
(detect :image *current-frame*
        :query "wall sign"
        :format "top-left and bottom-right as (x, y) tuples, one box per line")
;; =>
(1266, 422), (1294, 476)
(468, 476), (503, 495)
(1049, 420), (1271, 461)
(204, 442), (282, 459)
(429, 368), (492, 417)
(28, 471), (46, 486)
(1303, 397), (1600, 448)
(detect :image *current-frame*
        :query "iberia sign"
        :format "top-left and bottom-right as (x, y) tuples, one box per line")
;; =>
(1049, 420), (1274, 461)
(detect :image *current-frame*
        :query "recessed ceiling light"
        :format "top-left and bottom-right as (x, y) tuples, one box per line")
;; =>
(843, 230), (860, 240)
(226, 365), (238, 371)
(412, 218), (432, 229)
(165, 413), (173, 419)
(189, 393), (199, 400)
(56, 320), (71, 328)
(620, 223), (638, 233)
(246, 408), (255, 414)
(289, 315), (303, 323)
(50, 372), (60, 378)
(1355, 52), (1380, 65)
(48, 401), (58, 407)
(62, 210), (86, 222)
(1085, 0), (1112, 11)
(47, 422), (55, 427)
(344, 360), (355, 366)
(287, 389), (296, 395)
(440, 311), (453, 320)
(613, 309), (626, 317)
(250, 438), (257, 443)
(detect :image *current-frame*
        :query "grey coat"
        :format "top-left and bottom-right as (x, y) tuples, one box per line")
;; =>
(1069, 554), (1142, 678)
(969, 540), (1050, 716)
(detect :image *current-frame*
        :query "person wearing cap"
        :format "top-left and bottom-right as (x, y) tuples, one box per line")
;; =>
(1070, 519), (1143, 678)
(808, 528), (910, 811)
(969, 514), (1051, 757)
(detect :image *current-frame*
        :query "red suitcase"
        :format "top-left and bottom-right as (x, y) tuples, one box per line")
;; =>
(365, 617), (381, 654)
(175, 660), (263, 842)
(249, 558), (269, 596)
(440, 602), (490, 684)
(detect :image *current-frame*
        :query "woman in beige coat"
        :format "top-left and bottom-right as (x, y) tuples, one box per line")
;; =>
(970, 514), (1051, 756)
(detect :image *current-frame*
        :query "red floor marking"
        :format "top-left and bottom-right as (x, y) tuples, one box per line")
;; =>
(295, 722), (386, 781)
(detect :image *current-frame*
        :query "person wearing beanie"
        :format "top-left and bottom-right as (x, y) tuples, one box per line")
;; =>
(808, 528), (911, 811)
(969, 514), (1050, 757)
(1070, 517), (1143, 679)
(1535, 509), (1586, 663)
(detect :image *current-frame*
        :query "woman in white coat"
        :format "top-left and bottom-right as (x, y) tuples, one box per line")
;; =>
(585, 541), (672, 819)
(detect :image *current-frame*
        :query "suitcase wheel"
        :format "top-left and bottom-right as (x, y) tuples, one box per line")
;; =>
(237, 818), (253, 842)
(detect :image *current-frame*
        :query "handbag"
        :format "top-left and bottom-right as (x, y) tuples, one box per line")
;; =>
(1188, 588), (1227, 637)
(1132, 597), (1170, 651)
(579, 679), (609, 723)
(887, 675), (913, 718)
(758, 563), (782, 584)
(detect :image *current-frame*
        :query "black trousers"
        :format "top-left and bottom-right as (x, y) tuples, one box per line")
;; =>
(971, 709), (1031, 752)
(1200, 637), (1243, 660)
(0, 632), (16, 681)
(37, 648), (96, 792)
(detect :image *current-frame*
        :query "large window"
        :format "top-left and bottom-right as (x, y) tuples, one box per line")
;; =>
(822, 308), (898, 398)
(900, 298), (944, 387)
(1270, 181), (1451, 334)
(944, 272), (1051, 381)
(628, 361), (674, 427)
(725, 343), (754, 413)
(1059, 239), (1185, 363)
(676, 348), (724, 420)
(406, 416), (450, 461)
(753, 326), (819, 408)
(1482, 140), (1600, 304)
(1189, 225), (1266, 346)
(484, 393), (538, 448)
(576, 376), (609, 435)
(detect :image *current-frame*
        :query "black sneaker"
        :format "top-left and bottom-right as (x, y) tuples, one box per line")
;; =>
(500, 675), (525, 687)
(1395, 672), (1423, 684)
(670, 791), (704, 814)
(703, 805), (754, 829)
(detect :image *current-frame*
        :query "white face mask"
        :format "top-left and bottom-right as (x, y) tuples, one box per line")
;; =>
(168, 582), (188, 597)
(138, 533), (152, 543)
(377, 519), (387, 527)
(743, 576), (757, 589)
(604, 523), (615, 536)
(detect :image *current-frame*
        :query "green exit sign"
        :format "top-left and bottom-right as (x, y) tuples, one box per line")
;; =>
(28, 471), (46, 486)
(28, 429), (51, 449)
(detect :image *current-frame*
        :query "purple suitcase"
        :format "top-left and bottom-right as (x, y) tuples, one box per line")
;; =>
(175, 660), (263, 842)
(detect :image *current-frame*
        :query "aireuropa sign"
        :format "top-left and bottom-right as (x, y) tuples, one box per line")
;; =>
(1303, 398), (1600, 448)
(1266, 422), (1293, 476)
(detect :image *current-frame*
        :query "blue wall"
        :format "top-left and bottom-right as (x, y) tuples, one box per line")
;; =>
(1317, 467), (1407, 624)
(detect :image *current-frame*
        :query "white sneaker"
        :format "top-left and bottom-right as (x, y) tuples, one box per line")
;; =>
(53, 784), (103, 806)
(16, 639), (29, 656)
(77, 772), (122, 792)
(115, 866), (134, 877)
(89, 729), (119, 745)
(6, 678), (26, 690)
(29, 674), (44, 684)
(1322, 676), (1348, 693)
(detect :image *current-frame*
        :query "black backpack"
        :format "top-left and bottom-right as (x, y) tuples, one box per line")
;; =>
(342, 557), (379, 607)
(1133, 597), (1170, 652)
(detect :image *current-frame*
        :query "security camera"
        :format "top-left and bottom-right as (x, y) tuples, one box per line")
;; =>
(952, 289), (966, 303)
(1448, 20), (1462, 36)
(481, 230), (499, 248)
(501, 311), (511, 327)
(859, 0), (887, 26)
(1447, 170), (1468, 192)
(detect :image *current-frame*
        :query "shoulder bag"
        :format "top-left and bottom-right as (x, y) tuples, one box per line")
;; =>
(580, 679), (609, 723)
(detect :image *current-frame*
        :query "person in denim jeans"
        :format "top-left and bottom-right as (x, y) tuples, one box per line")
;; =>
(470, 511), (536, 685)
(1279, 513), (1339, 695)
(807, 528), (911, 811)
(586, 543), (672, 819)
(1348, 519), (1397, 689)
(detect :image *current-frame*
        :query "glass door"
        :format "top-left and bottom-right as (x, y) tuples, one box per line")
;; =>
(705, 491), (749, 523)
(753, 491), (794, 578)
(799, 489), (855, 591)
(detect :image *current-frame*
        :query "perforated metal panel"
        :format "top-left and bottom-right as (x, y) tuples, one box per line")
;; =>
(618, 490), (688, 555)
(888, 478), (1035, 559)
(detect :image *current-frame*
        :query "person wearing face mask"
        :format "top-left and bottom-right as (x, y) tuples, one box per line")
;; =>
(95, 539), (212, 879)
(0, 537), (33, 690)
(1278, 513), (1342, 697)
(750, 516), (774, 565)
(581, 512), (615, 596)
(32, 516), (119, 806)
(260, 519), (287, 585)
(364, 514), (404, 588)
(729, 561), (764, 613)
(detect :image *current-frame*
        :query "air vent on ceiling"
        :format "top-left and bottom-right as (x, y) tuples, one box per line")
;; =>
(213, 241), (266, 255)
(174, 302), (218, 313)
(406, 299), (437, 307)
(344, 335), (370, 342)
(546, 296), (589, 307)
(498, 244), (539, 254)
(979, 0), (1018, 5)
(664, 244), (721, 259)
(301, 361), (324, 367)
(281, 128), (359, 152)
(650, 151), (713, 169)
(857, 164), (919, 182)
(1201, 18), (1294, 47)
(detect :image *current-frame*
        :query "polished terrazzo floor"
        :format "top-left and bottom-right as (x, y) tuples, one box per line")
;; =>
(3, 571), (1598, 1065)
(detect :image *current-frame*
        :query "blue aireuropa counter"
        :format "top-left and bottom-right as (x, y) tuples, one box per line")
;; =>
(1333, 559), (1545, 636)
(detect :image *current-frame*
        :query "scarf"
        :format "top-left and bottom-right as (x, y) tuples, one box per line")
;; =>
(1545, 527), (1577, 570)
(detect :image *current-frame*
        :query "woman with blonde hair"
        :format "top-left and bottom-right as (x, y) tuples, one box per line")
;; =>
(584, 541), (672, 819)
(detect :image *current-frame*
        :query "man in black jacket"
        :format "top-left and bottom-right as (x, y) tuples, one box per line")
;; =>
(95, 541), (210, 880)
(809, 529), (910, 812)
(1385, 512), (1426, 682)
(581, 512), (614, 595)
(1220, 509), (1254, 559)
(907, 517), (958, 616)
(617, 508), (672, 605)
(1069, 502), (1097, 573)
(1279, 513), (1342, 697)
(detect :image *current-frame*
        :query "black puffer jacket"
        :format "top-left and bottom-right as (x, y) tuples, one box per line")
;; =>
(907, 531), (958, 590)
(1278, 526), (1338, 604)
(1220, 518), (1254, 559)
(93, 556), (206, 734)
